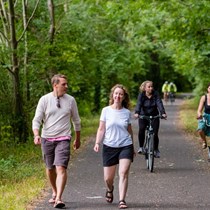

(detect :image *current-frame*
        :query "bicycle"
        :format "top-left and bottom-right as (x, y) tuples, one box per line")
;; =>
(139, 115), (162, 172)
(168, 92), (175, 104)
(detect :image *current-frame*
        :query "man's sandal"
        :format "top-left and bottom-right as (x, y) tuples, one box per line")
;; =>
(48, 194), (56, 204)
(105, 186), (114, 203)
(118, 200), (128, 209)
(54, 200), (65, 208)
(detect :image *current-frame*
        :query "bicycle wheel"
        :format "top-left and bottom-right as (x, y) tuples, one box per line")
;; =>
(169, 93), (175, 104)
(148, 134), (154, 172)
(143, 139), (149, 169)
(143, 132), (149, 168)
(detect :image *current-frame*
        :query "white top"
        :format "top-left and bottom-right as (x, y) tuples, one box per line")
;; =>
(32, 92), (81, 138)
(100, 106), (132, 147)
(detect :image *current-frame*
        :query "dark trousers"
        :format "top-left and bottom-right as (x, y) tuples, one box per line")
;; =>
(138, 118), (160, 150)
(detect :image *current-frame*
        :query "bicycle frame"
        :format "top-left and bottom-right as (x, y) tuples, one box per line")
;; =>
(139, 115), (162, 172)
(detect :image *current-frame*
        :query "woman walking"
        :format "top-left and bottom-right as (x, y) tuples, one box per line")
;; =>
(94, 84), (135, 209)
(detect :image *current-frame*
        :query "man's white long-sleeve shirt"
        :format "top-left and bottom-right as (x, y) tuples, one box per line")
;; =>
(32, 92), (81, 138)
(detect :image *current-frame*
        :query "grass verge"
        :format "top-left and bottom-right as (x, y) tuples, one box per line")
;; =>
(178, 98), (198, 135)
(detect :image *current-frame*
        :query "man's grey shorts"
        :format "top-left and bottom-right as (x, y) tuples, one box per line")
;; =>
(41, 138), (71, 169)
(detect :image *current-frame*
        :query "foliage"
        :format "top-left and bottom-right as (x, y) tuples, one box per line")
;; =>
(0, 141), (42, 183)
(157, 0), (210, 93)
(0, 0), (209, 142)
(1, 0), (209, 208)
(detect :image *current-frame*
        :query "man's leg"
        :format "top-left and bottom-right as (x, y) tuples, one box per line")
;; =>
(46, 167), (57, 198)
(52, 140), (69, 207)
(42, 138), (57, 201)
(55, 166), (67, 201)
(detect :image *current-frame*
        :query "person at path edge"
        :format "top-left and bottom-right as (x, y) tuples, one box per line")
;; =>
(134, 80), (167, 158)
(32, 74), (81, 209)
(197, 83), (210, 160)
(94, 84), (134, 209)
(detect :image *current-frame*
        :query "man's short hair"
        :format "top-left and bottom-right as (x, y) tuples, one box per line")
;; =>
(51, 74), (67, 85)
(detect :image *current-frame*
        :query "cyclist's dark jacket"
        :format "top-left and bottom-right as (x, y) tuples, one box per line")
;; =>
(135, 91), (166, 116)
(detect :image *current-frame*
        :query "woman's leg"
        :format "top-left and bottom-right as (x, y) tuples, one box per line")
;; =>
(138, 119), (147, 147)
(118, 159), (131, 202)
(198, 129), (207, 149)
(164, 92), (168, 103)
(153, 118), (160, 151)
(104, 165), (116, 202)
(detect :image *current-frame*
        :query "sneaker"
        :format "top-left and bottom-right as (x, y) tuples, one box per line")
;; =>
(138, 147), (145, 154)
(154, 150), (160, 158)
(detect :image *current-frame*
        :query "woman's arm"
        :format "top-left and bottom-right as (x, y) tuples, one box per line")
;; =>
(197, 95), (205, 118)
(94, 121), (105, 152)
(127, 124), (133, 143)
(135, 93), (142, 114)
(134, 93), (142, 118)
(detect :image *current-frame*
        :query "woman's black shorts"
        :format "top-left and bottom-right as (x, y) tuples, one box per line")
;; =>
(102, 144), (134, 167)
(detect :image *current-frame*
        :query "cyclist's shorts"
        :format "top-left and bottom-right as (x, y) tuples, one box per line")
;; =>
(197, 113), (210, 136)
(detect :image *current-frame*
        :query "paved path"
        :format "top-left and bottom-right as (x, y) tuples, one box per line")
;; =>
(32, 99), (210, 210)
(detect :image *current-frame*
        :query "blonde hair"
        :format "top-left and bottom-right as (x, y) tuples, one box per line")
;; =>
(109, 84), (130, 109)
(139, 80), (153, 92)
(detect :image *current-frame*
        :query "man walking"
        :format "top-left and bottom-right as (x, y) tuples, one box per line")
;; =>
(32, 74), (81, 208)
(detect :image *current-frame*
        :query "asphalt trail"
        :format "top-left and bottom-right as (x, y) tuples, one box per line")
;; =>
(31, 99), (210, 210)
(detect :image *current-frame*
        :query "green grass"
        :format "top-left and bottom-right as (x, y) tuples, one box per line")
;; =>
(0, 114), (100, 210)
(80, 115), (99, 137)
(0, 142), (46, 210)
(179, 98), (198, 136)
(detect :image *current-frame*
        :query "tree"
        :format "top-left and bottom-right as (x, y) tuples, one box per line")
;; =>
(0, 0), (40, 142)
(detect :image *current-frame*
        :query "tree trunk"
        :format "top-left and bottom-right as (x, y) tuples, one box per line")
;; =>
(93, 67), (102, 113)
(22, 0), (30, 101)
(48, 0), (55, 45)
(8, 0), (28, 142)
(47, 0), (57, 77)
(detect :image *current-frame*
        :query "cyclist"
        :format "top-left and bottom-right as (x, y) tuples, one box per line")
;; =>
(168, 82), (177, 102)
(134, 81), (167, 158)
(197, 83), (210, 155)
(162, 81), (169, 103)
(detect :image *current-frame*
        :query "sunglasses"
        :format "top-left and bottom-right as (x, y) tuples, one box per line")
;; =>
(56, 97), (61, 108)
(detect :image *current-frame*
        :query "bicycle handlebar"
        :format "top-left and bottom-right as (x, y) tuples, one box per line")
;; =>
(139, 115), (165, 120)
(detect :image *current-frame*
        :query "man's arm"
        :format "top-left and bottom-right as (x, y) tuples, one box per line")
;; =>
(73, 130), (81, 150)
